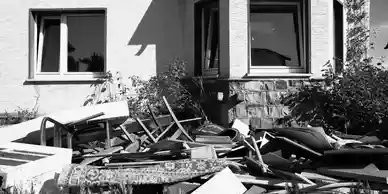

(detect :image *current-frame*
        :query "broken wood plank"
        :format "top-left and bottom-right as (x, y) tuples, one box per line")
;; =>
(300, 171), (340, 183)
(80, 146), (123, 165)
(195, 135), (233, 144)
(136, 118), (157, 143)
(163, 96), (195, 142)
(250, 136), (267, 173)
(120, 115), (173, 134)
(218, 138), (262, 157)
(235, 174), (310, 188)
(147, 103), (163, 133)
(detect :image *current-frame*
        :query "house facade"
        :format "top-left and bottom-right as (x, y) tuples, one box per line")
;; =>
(0, 0), (368, 127)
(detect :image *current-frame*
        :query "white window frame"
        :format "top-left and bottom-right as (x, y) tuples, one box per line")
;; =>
(31, 12), (106, 81)
(248, 1), (307, 75)
(200, 2), (219, 77)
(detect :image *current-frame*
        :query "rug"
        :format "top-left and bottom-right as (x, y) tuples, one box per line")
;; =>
(57, 159), (240, 188)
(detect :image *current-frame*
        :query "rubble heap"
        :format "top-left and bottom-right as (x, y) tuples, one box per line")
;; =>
(1, 98), (388, 194)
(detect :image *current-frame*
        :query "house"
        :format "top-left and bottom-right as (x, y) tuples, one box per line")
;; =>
(0, 0), (368, 127)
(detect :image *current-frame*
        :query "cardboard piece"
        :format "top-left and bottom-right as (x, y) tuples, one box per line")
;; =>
(232, 119), (250, 137)
(192, 167), (247, 194)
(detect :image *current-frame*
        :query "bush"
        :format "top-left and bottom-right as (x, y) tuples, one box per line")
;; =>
(281, 0), (388, 135)
(84, 59), (207, 120)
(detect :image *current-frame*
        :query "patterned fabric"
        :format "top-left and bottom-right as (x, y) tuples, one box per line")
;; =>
(57, 159), (239, 188)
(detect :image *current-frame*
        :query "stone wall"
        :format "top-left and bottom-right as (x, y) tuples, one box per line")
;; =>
(200, 79), (309, 129)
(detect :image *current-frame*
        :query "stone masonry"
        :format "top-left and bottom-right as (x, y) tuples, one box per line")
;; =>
(227, 79), (307, 129)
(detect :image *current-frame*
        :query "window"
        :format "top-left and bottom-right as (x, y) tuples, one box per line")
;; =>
(249, 1), (307, 74)
(195, 0), (220, 76)
(30, 10), (106, 80)
(334, 0), (344, 73)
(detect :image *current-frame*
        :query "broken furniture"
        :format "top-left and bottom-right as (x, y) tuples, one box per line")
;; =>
(1, 101), (129, 144)
(0, 142), (72, 193)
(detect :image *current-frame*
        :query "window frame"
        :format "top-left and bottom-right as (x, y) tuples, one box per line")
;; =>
(194, 0), (220, 77)
(29, 10), (107, 81)
(248, 0), (307, 75)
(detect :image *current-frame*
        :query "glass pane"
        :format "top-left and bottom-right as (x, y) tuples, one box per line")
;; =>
(203, 3), (219, 70)
(41, 19), (60, 72)
(67, 15), (105, 72)
(250, 9), (300, 67)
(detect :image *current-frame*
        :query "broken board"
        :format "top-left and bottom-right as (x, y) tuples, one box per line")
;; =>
(0, 142), (72, 193)
(192, 167), (247, 194)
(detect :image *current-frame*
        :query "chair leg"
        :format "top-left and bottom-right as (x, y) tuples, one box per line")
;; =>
(147, 104), (164, 134)
(136, 118), (157, 143)
(162, 96), (194, 142)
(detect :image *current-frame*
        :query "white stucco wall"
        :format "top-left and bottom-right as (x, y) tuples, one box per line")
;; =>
(0, 0), (194, 114)
(0, 0), (347, 115)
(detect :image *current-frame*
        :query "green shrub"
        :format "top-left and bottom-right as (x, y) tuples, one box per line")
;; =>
(84, 59), (207, 120)
(281, 0), (388, 135)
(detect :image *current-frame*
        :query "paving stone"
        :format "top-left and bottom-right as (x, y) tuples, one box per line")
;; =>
(245, 93), (260, 104)
(247, 106), (265, 118)
(289, 80), (304, 88)
(268, 106), (282, 118)
(239, 118), (250, 126)
(257, 92), (267, 105)
(262, 81), (275, 91)
(261, 118), (274, 129)
(275, 80), (288, 90)
(228, 108), (236, 123)
(249, 117), (261, 129)
(281, 106), (291, 116)
(244, 81), (263, 91)
(266, 92), (282, 105)
(235, 103), (248, 118)
(262, 106), (270, 117)
(246, 92), (268, 105)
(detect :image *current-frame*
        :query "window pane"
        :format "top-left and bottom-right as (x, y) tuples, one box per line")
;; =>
(67, 15), (105, 72)
(203, 3), (219, 70)
(41, 19), (60, 72)
(250, 6), (300, 67)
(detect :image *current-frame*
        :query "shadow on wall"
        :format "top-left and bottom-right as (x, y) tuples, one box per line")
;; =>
(128, 0), (185, 74)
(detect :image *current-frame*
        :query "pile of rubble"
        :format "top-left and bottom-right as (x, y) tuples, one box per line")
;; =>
(1, 97), (388, 194)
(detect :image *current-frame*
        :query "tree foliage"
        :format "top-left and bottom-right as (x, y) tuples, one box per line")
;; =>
(282, 0), (388, 135)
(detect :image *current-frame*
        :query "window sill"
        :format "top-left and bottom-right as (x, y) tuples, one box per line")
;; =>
(24, 77), (104, 85)
(244, 73), (313, 79)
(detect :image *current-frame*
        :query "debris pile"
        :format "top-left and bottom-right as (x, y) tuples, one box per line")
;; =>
(2, 97), (388, 193)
